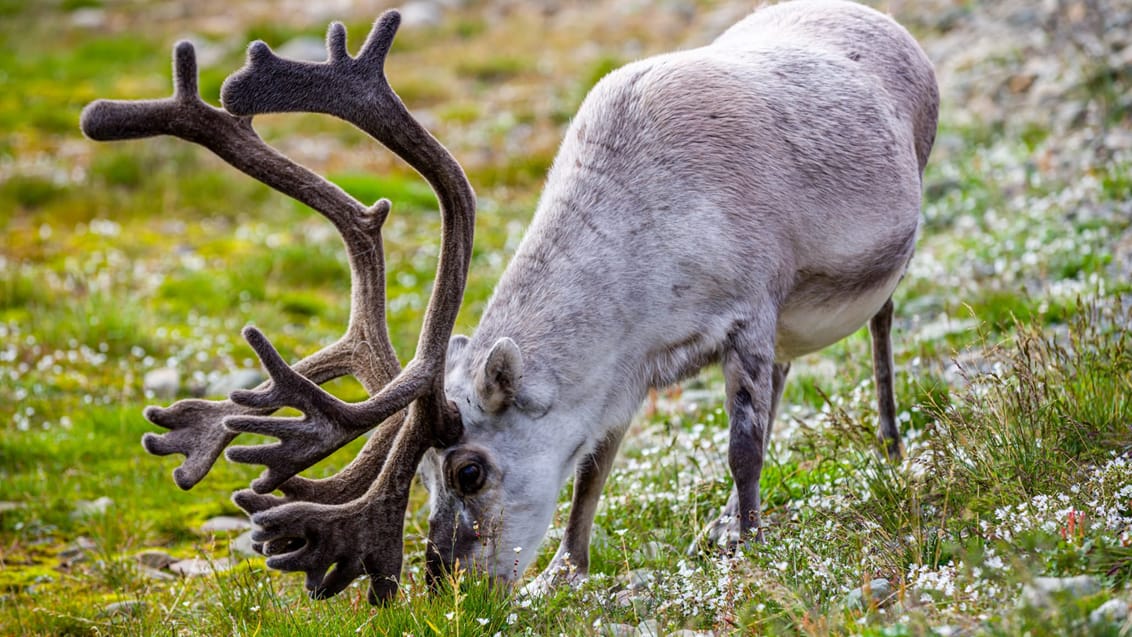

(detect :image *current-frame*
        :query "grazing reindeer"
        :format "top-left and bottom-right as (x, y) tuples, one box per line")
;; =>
(81, 0), (937, 603)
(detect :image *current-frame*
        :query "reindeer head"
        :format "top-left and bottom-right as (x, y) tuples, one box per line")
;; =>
(421, 334), (580, 584)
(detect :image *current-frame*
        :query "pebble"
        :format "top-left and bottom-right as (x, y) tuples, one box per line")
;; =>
(206, 369), (266, 398)
(623, 568), (656, 591)
(200, 515), (253, 534)
(231, 530), (260, 557)
(844, 578), (895, 610)
(71, 496), (113, 518)
(400, 0), (444, 28)
(1021, 575), (1101, 608)
(275, 36), (328, 62)
(1089, 598), (1130, 624)
(602, 624), (637, 637)
(101, 600), (145, 617)
(136, 550), (177, 570)
(143, 368), (180, 400)
(170, 557), (234, 578)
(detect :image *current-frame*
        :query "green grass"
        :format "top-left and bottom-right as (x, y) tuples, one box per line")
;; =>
(4, 0), (1132, 635)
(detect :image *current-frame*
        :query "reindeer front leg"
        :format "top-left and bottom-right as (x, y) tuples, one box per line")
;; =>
(524, 425), (629, 595)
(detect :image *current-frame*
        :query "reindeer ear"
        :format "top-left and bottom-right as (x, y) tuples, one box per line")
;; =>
(475, 337), (522, 413)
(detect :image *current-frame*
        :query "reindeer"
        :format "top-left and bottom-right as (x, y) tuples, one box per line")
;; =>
(81, 0), (938, 603)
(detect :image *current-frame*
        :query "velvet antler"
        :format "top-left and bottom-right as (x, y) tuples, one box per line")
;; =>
(80, 11), (474, 603)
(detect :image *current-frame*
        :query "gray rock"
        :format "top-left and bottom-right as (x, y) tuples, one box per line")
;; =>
(136, 551), (177, 570)
(143, 368), (180, 400)
(231, 530), (260, 558)
(1021, 575), (1102, 607)
(844, 578), (895, 610)
(603, 624), (637, 637)
(72, 496), (114, 518)
(637, 619), (660, 636)
(637, 541), (677, 560)
(400, 1), (444, 28)
(1089, 598), (1130, 624)
(275, 37), (328, 63)
(170, 557), (234, 577)
(200, 516), (252, 534)
(101, 600), (145, 617)
(624, 568), (656, 591)
(206, 369), (265, 398)
(139, 566), (176, 581)
(69, 8), (105, 29)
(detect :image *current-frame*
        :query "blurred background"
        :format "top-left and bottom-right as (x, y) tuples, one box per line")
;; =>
(1, 0), (1130, 634)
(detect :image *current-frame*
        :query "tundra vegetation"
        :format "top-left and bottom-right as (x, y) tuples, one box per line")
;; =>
(2, 0), (1131, 635)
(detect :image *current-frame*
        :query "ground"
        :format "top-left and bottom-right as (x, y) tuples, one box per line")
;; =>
(1, 0), (1131, 635)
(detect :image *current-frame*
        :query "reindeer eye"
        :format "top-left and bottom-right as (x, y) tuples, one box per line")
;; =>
(455, 461), (485, 494)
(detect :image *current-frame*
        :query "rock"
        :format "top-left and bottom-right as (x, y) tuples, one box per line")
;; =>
(623, 568), (656, 591)
(0, 501), (23, 513)
(136, 551), (177, 570)
(231, 530), (260, 558)
(206, 369), (265, 398)
(170, 557), (234, 578)
(275, 36), (328, 62)
(1090, 598), (1130, 624)
(637, 541), (677, 560)
(69, 8), (106, 29)
(200, 516), (252, 534)
(144, 367), (180, 400)
(400, 1), (444, 28)
(1021, 575), (1102, 608)
(602, 623), (637, 637)
(844, 578), (895, 610)
(637, 619), (660, 636)
(72, 496), (114, 518)
(139, 566), (176, 581)
(101, 600), (145, 617)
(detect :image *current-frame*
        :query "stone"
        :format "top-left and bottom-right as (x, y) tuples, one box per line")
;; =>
(275, 36), (328, 63)
(400, 1), (443, 28)
(200, 515), (252, 534)
(1021, 575), (1102, 608)
(637, 541), (677, 560)
(1089, 598), (1130, 624)
(602, 624), (637, 637)
(143, 367), (180, 400)
(139, 566), (176, 582)
(170, 557), (234, 578)
(844, 578), (895, 610)
(206, 369), (265, 398)
(72, 496), (113, 518)
(136, 551), (177, 570)
(231, 530), (260, 558)
(624, 568), (656, 591)
(637, 619), (660, 636)
(101, 600), (145, 617)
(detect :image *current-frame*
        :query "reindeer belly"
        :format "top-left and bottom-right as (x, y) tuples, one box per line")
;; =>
(773, 265), (903, 362)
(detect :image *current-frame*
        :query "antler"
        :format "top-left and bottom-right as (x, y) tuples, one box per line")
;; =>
(218, 14), (474, 484)
(81, 11), (475, 603)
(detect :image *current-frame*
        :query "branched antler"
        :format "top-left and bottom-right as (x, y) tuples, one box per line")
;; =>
(81, 10), (474, 603)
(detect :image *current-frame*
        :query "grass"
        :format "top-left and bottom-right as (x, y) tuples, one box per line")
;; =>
(3, 0), (1132, 635)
